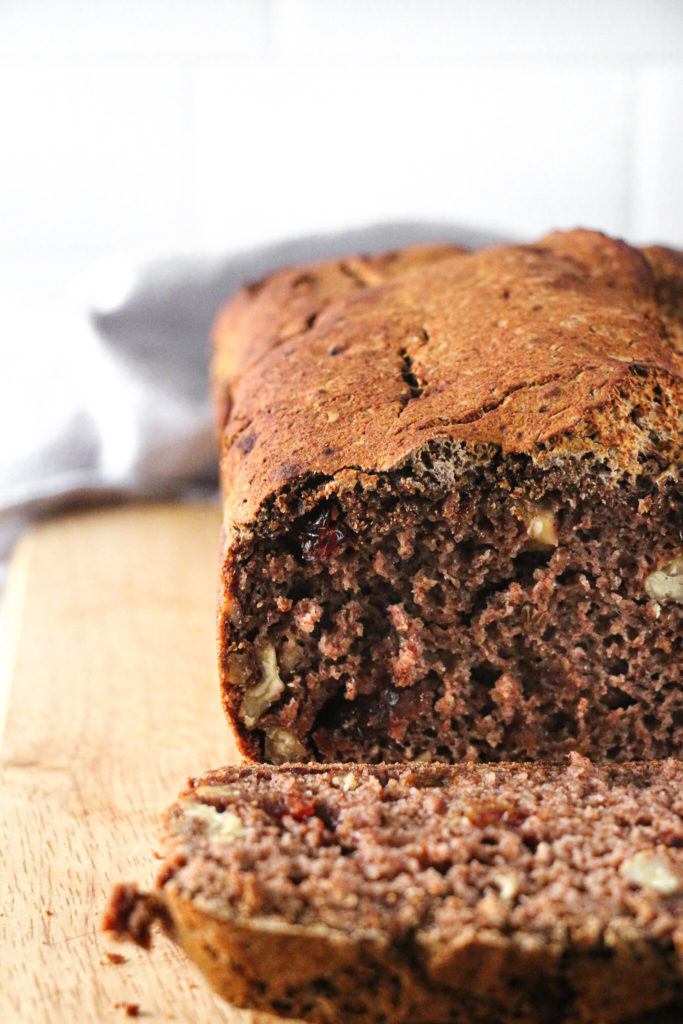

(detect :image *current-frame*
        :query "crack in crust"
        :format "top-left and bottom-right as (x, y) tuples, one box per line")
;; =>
(398, 369), (571, 433)
(398, 348), (425, 408)
(210, 243), (464, 435)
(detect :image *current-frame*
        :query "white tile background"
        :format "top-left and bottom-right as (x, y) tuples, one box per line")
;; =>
(0, 0), (681, 299)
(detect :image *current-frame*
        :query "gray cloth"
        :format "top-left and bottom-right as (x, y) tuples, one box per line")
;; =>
(0, 222), (504, 576)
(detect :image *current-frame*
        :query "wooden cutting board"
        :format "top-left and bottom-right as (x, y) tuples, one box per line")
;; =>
(0, 502), (285, 1024)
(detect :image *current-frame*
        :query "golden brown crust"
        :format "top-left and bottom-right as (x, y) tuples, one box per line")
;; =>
(210, 242), (464, 434)
(164, 892), (423, 1022)
(146, 891), (683, 1024)
(212, 230), (681, 534)
(641, 244), (683, 356)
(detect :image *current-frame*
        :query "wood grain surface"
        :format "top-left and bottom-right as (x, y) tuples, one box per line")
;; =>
(0, 503), (284, 1024)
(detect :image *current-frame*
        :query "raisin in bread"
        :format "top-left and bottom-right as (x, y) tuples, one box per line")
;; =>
(104, 758), (683, 1024)
(211, 229), (682, 765)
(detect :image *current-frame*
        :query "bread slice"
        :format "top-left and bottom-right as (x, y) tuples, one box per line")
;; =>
(211, 230), (682, 765)
(104, 758), (683, 1023)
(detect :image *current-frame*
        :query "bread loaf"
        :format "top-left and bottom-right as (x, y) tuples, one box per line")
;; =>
(104, 758), (683, 1023)
(212, 230), (682, 765)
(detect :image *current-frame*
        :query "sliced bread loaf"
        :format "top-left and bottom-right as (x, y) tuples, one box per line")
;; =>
(212, 230), (682, 765)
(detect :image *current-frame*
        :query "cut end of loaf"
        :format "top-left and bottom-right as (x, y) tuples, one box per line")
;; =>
(220, 438), (681, 765)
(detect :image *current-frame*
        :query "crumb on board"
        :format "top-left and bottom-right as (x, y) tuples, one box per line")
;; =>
(113, 1003), (140, 1017)
(105, 951), (126, 965)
